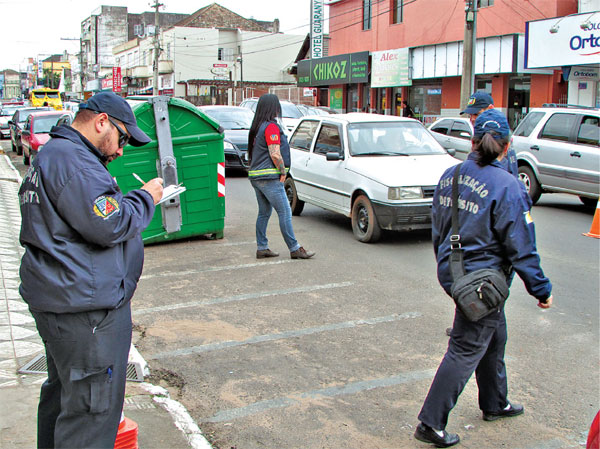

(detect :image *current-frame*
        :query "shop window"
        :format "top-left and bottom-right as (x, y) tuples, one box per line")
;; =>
(363, 0), (372, 30)
(391, 0), (403, 24)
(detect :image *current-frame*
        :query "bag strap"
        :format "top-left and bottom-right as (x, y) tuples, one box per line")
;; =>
(449, 164), (466, 281)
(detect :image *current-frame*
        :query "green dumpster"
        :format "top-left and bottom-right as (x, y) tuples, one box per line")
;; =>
(108, 96), (225, 244)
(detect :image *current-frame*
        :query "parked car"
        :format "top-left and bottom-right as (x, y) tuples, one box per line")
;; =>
(21, 111), (73, 165)
(510, 105), (599, 206)
(9, 107), (52, 155)
(284, 113), (458, 242)
(297, 104), (335, 116)
(239, 98), (304, 134)
(428, 117), (473, 160)
(0, 104), (25, 139)
(198, 105), (253, 171)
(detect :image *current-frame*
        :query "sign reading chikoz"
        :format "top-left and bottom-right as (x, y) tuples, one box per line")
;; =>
(298, 52), (369, 87)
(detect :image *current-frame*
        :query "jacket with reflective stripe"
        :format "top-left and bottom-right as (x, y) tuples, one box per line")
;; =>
(248, 121), (290, 179)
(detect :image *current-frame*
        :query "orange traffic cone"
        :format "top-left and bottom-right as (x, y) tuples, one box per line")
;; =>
(114, 413), (139, 449)
(584, 200), (600, 239)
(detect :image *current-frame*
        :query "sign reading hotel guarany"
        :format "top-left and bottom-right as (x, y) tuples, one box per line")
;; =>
(311, 0), (324, 59)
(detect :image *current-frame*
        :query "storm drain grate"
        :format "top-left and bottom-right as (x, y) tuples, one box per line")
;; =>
(18, 353), (145, 382)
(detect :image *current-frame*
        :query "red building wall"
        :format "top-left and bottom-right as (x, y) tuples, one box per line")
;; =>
(329, 0), (578, 56)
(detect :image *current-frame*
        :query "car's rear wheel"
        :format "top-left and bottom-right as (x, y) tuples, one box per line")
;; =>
(351, 195), (381, 243)
(518, 165), (541, 204)
(284, 177), (304, 216)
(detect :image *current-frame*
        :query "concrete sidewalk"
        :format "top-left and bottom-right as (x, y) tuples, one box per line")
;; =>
(0, 153), (211, 449)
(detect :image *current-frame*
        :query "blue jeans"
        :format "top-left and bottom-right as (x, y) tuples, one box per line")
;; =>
(251, 178), (300, 252)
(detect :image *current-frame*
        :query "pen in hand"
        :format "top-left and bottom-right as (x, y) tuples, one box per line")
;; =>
(132, 173), (145, 185)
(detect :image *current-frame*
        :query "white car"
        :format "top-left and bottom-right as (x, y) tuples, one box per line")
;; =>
(285, 113), (458, 242)
(428, 117), (473, 160)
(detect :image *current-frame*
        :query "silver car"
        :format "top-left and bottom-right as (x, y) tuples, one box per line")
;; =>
(510, 105), (599, 207)
(428, 117), (473, 160)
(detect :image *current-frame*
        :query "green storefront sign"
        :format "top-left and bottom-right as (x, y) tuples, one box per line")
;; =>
(298, 51), (369, 87)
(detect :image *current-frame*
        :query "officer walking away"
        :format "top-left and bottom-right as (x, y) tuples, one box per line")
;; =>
(414, 109), (553, 447)
(19, 91), (163, 449)
(460, 91), (518, 177)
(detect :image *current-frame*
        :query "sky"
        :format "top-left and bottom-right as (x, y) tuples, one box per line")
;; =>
(0, 0), (316, 71)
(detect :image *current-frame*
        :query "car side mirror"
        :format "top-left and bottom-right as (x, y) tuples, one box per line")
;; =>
(446, 148), (456, 156)
(326, 151), (343, 161)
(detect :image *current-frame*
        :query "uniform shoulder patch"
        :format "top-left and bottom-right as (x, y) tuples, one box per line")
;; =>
(93, 195), (120, 219)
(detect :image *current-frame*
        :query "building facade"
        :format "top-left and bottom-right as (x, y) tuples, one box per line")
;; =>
(80, 5), (189, 95)
(302, 0), (582, 126)
(113, 3), (304, 105)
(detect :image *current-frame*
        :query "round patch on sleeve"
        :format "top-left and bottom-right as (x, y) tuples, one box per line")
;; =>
(93, 195), (120, 219)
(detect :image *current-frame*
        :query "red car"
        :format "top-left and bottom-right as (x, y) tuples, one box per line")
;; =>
(21, 111), (73, 165)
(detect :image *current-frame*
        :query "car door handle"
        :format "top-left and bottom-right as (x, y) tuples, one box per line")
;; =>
(570, 151), (581, 158)
(530, 145), (540, 151)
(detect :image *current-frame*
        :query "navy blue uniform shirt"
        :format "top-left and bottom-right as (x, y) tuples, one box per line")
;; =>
(432, 153), (551, 301)
(19, 125), (155, 313)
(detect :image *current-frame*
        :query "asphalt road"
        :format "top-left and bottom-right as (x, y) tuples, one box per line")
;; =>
(3, 140), (599, 449)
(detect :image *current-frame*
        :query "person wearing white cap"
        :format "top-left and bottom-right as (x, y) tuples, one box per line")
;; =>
(19, 91), (163, 448)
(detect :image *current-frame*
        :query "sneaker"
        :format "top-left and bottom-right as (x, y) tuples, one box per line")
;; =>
(482, 402), (524, 421)
(290, 247), (315, 259)
(256, 249), (279, 259)
(414, 422), (460, 447)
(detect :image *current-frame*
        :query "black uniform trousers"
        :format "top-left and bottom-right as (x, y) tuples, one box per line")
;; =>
(30, 305), (132, 449)
(418, 306), (508, 430)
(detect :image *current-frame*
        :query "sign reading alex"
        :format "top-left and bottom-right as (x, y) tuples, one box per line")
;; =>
(298, 52), (369, 87)
(371, 48), (411, 88)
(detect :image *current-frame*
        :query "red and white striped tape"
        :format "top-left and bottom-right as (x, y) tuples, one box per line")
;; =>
(217, 162), (225, 198)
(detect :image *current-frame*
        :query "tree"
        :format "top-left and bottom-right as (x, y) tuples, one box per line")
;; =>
(42, 69), (61, 89)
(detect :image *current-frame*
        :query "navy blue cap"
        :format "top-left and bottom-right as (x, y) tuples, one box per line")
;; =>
(461, 91), (494, 115)
(473, 109), (510, 139)
(79, 92), (151, 146)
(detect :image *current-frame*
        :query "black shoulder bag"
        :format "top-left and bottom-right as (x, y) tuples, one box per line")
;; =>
(448, 164), (509, 322)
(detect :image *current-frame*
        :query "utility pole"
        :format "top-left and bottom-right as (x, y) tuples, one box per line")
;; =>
(460, 0), (478, 111)
(152, 1), (163, 96)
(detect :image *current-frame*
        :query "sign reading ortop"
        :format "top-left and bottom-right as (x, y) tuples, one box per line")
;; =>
(311, 0), (324, 59)
(526, 12), (600, 68)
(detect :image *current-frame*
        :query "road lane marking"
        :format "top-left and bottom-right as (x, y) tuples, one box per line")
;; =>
(133, 282), (354, 316)
(140, 259), (295, 280)
(202, 368), (435, 423)
(149, 312), (421, 360)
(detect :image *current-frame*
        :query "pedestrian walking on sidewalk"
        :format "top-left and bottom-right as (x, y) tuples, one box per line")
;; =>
(247, 94), (314, 260)
(18, 91), (163, 449)
(414, 109), (554, 448)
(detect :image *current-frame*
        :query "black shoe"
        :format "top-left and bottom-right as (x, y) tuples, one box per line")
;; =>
(414, 423), (460, 447)
(483, 402), (524, 421)
(290, 247), (315, 259)
(256, 249), (279, 259)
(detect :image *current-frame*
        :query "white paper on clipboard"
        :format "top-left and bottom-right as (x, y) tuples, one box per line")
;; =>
(157, 184), (186, 205)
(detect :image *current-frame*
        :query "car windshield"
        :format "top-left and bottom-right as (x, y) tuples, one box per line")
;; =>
(348, 122), (447, 156)
(32, 115), (62, 134)
(203, 108), (253, 129)
(281, 102), (303, 119)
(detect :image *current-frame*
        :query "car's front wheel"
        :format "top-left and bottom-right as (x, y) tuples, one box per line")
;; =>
(351, 195), (381, 243)
(518, 165), (542, 204)
(284, 177), (304, 216)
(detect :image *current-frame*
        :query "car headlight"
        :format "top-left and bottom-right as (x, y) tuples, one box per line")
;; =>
(388, 187), (423, 200)
(224, 141), (234, 150)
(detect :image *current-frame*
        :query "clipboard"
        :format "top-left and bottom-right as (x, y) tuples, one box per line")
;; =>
(157, 184), (186, 205)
